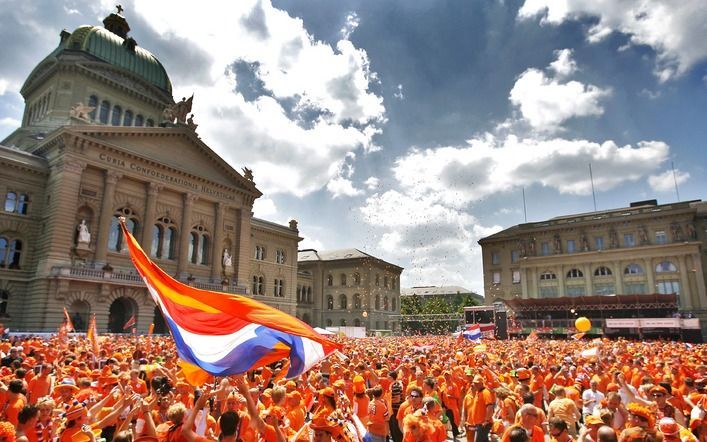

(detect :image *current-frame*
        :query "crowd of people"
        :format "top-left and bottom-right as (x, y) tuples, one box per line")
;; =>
(1, 334), (706, 442)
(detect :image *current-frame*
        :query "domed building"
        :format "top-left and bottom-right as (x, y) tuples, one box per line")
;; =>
(0, 9), (301, 333)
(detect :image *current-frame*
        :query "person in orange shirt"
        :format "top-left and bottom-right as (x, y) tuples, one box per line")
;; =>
(442, 370), (462, 440)
(16, 405), (39, 442)
(27, 365), (52, 404)
(285, 391), (305, 433)
(1, 379), (27, 426)
(463, 375), (495, 442)
(368, 385), (389, 441)
(396, 387), (423, 431)
(130, 369), (148, 396)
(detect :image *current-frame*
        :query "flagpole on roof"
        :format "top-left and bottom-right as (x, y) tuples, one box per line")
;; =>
(589, 163), (597, 212)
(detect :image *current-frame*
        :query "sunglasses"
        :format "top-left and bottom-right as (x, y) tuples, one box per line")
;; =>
(410, 394), (421, 398)
(651, 393), (664, 398)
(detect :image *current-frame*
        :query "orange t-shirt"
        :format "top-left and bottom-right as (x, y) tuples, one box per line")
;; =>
(2, 395), (26, 426)
(464, 388), (495, 426)
(368, 398), (389, 436)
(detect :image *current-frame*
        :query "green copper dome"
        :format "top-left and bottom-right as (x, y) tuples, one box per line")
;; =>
(64, 24), (172, 93)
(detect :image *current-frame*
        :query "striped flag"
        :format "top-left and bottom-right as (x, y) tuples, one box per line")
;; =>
(123, 314), (136, 330)
(461, 324), (482, 342)
(63, 307), (75, 332)
(118, 218), (340, 384)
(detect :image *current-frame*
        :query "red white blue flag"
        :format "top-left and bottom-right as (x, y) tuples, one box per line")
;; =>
(119, 218), (339, 381)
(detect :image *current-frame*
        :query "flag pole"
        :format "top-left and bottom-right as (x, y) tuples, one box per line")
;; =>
(589, 163), (597, 211)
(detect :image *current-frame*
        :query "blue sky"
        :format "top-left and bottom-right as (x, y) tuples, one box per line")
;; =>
(1, 0), (706, 295)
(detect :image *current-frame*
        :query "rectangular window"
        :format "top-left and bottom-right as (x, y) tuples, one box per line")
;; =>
(566, 286), (585, 297)
(595, 236), (604, 250)
(567, 240), (576, 253)
(594, 283), (615, 295)
(623, 282), (647, 295)
(492, 271), (501, 284)
(539, 286), (558, 298)
(491, 252), (500, 265)
(541, 242), (550, 256)
(512, 270), (521, 284)
(511, 250), (519, 263)
(624, 233), (635, 247)
(655, 230), (667, 245)
(656, 280), (680, 295)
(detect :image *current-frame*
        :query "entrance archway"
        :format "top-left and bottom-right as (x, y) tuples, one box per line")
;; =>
(108, 297), (137, 333)
(152, 306), (167, 335)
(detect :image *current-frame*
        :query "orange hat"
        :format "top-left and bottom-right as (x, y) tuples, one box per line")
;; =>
(63, 401), (88, 420)
(288, 391), (302, 402)
(517, 369), (530, 381)
(310, 411), (345, 438)
(649, 385), (668, 396)
(333, 379), (346, 389)
(55, 380), (80, 395)
(99, 374), (119, 386)
(285, 380), (297, 392)
(606, 382), (620, 392)
(627, 403), (655, 427)
(585, 415), (603, 425)
(321, 387), (336, 398)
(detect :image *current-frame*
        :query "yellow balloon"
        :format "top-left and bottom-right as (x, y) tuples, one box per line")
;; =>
(575, 316), (591, 333)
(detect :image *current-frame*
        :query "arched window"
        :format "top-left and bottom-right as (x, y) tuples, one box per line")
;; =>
(252, 276), (259, 295)
(151, 217), (177, 259)
(339, 294), (347, 310)
(99, 100), (110, 123)
(375, 274), (380, 286)
(276, 249), (285, 264)
(354, 318), (361, 327)
(624, 263), (644, 275)
(594, 266), (612, 276)
(340, 274), (347, 286)
(566, 268), (583, 279)
(258, 276), (264, 295)
(353, 273), (361, 285)
(135, 114), (144, 127)
(384, 276), (389, 288)
(656, 261), (678, 273)
(392, 278), (397, 289)
(340, 319), (347, 327)
(189, 225), (209, 264)
(384, 296), (389, 311)
(146, 119), (155, 127)
(123, 110), (133, 126)
(326, 318), (333, 327)
(108, 208), (138, 252)
(392, 296), (397, 311)
(540, 272), (557, 280)
(375, 294), (380, 310)
(273, 279), (284, 297)
(7, 239), (22, 269)
(307, 287), (312, 303)
(327, 274), (333, 286)
(0, 290), (8, 315)
(111, 105), (122, 125)
(254, 245), (265, 260)
(327, 295), (334, 310)
(4, 192), (17, 212)
(88, 95), (98, 120)
(353, 293), (361, 309)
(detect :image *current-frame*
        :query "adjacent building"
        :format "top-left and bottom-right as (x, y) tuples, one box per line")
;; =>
(0, 10), (301, 332)
(296, 249), (403, 332)
(400, 285), (483, 306)
(478, 199), (707, 335)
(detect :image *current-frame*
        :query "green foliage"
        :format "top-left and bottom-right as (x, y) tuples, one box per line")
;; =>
(400, 292), (481, 334)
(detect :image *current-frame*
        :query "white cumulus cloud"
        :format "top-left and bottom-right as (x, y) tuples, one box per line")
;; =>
(253, 196), (277, 218)
(364, 176), (379, 190)
(648, 169), (690, 192)
(518, 0), (707, 81)
(509, 49), (610, 132)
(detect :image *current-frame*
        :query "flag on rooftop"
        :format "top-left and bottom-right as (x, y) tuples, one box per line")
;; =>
(119, 217), (340, 385)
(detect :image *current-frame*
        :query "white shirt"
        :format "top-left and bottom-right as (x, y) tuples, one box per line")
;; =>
(582, 388), (604, 415)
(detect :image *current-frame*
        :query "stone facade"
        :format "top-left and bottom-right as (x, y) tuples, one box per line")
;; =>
(296, 249), (403, 332)
(0, 11), (299, 333)
(478, 200), (707, 332)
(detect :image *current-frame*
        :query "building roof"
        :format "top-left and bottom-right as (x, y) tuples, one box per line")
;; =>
(298, 248), (404, 271)
(251, 217), (301, 239)
(478, 199), (701, 244)
(23, 17), (171, 95)
(401, 286), (472, 297)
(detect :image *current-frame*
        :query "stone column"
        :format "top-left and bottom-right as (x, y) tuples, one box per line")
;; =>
(691, 253), (706, 311)
(211, 202), (225, 281)
(177, 193), (198, 277)
(35, 158), (86, 274)
(520, 268), (529, 298)
(94, 171), (122, 264)
(233, 207), (253, 287)
(613, 260), (623, 294)
(584, 263), (593, 296)
(678, 255), (693, 310)
(644, 258), (656, 295)
(140, 183), (162, 256)
(557, 265), (565, 297)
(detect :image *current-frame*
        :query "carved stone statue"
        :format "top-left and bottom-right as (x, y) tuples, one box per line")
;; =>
(242, 167), (254, 181)
(77, 220), (91, 244)
(580, 232), (589, 252)
(686, 223), (697, 240)
(528, 238), (536, 256)
(553, 234), (562, 254)
(70, 103), (95, 121)
(609, 228), (618, 248)
(222, 248), (232, 269)
(161, 106), (175, 124)
(671, 223), (684, 242)
(638, 226), (648, 245)
(161, 95), (193, 124)
(518, 239), (527, 258)
(186, 114), (198, 131)
(289, 219), (298, 231)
